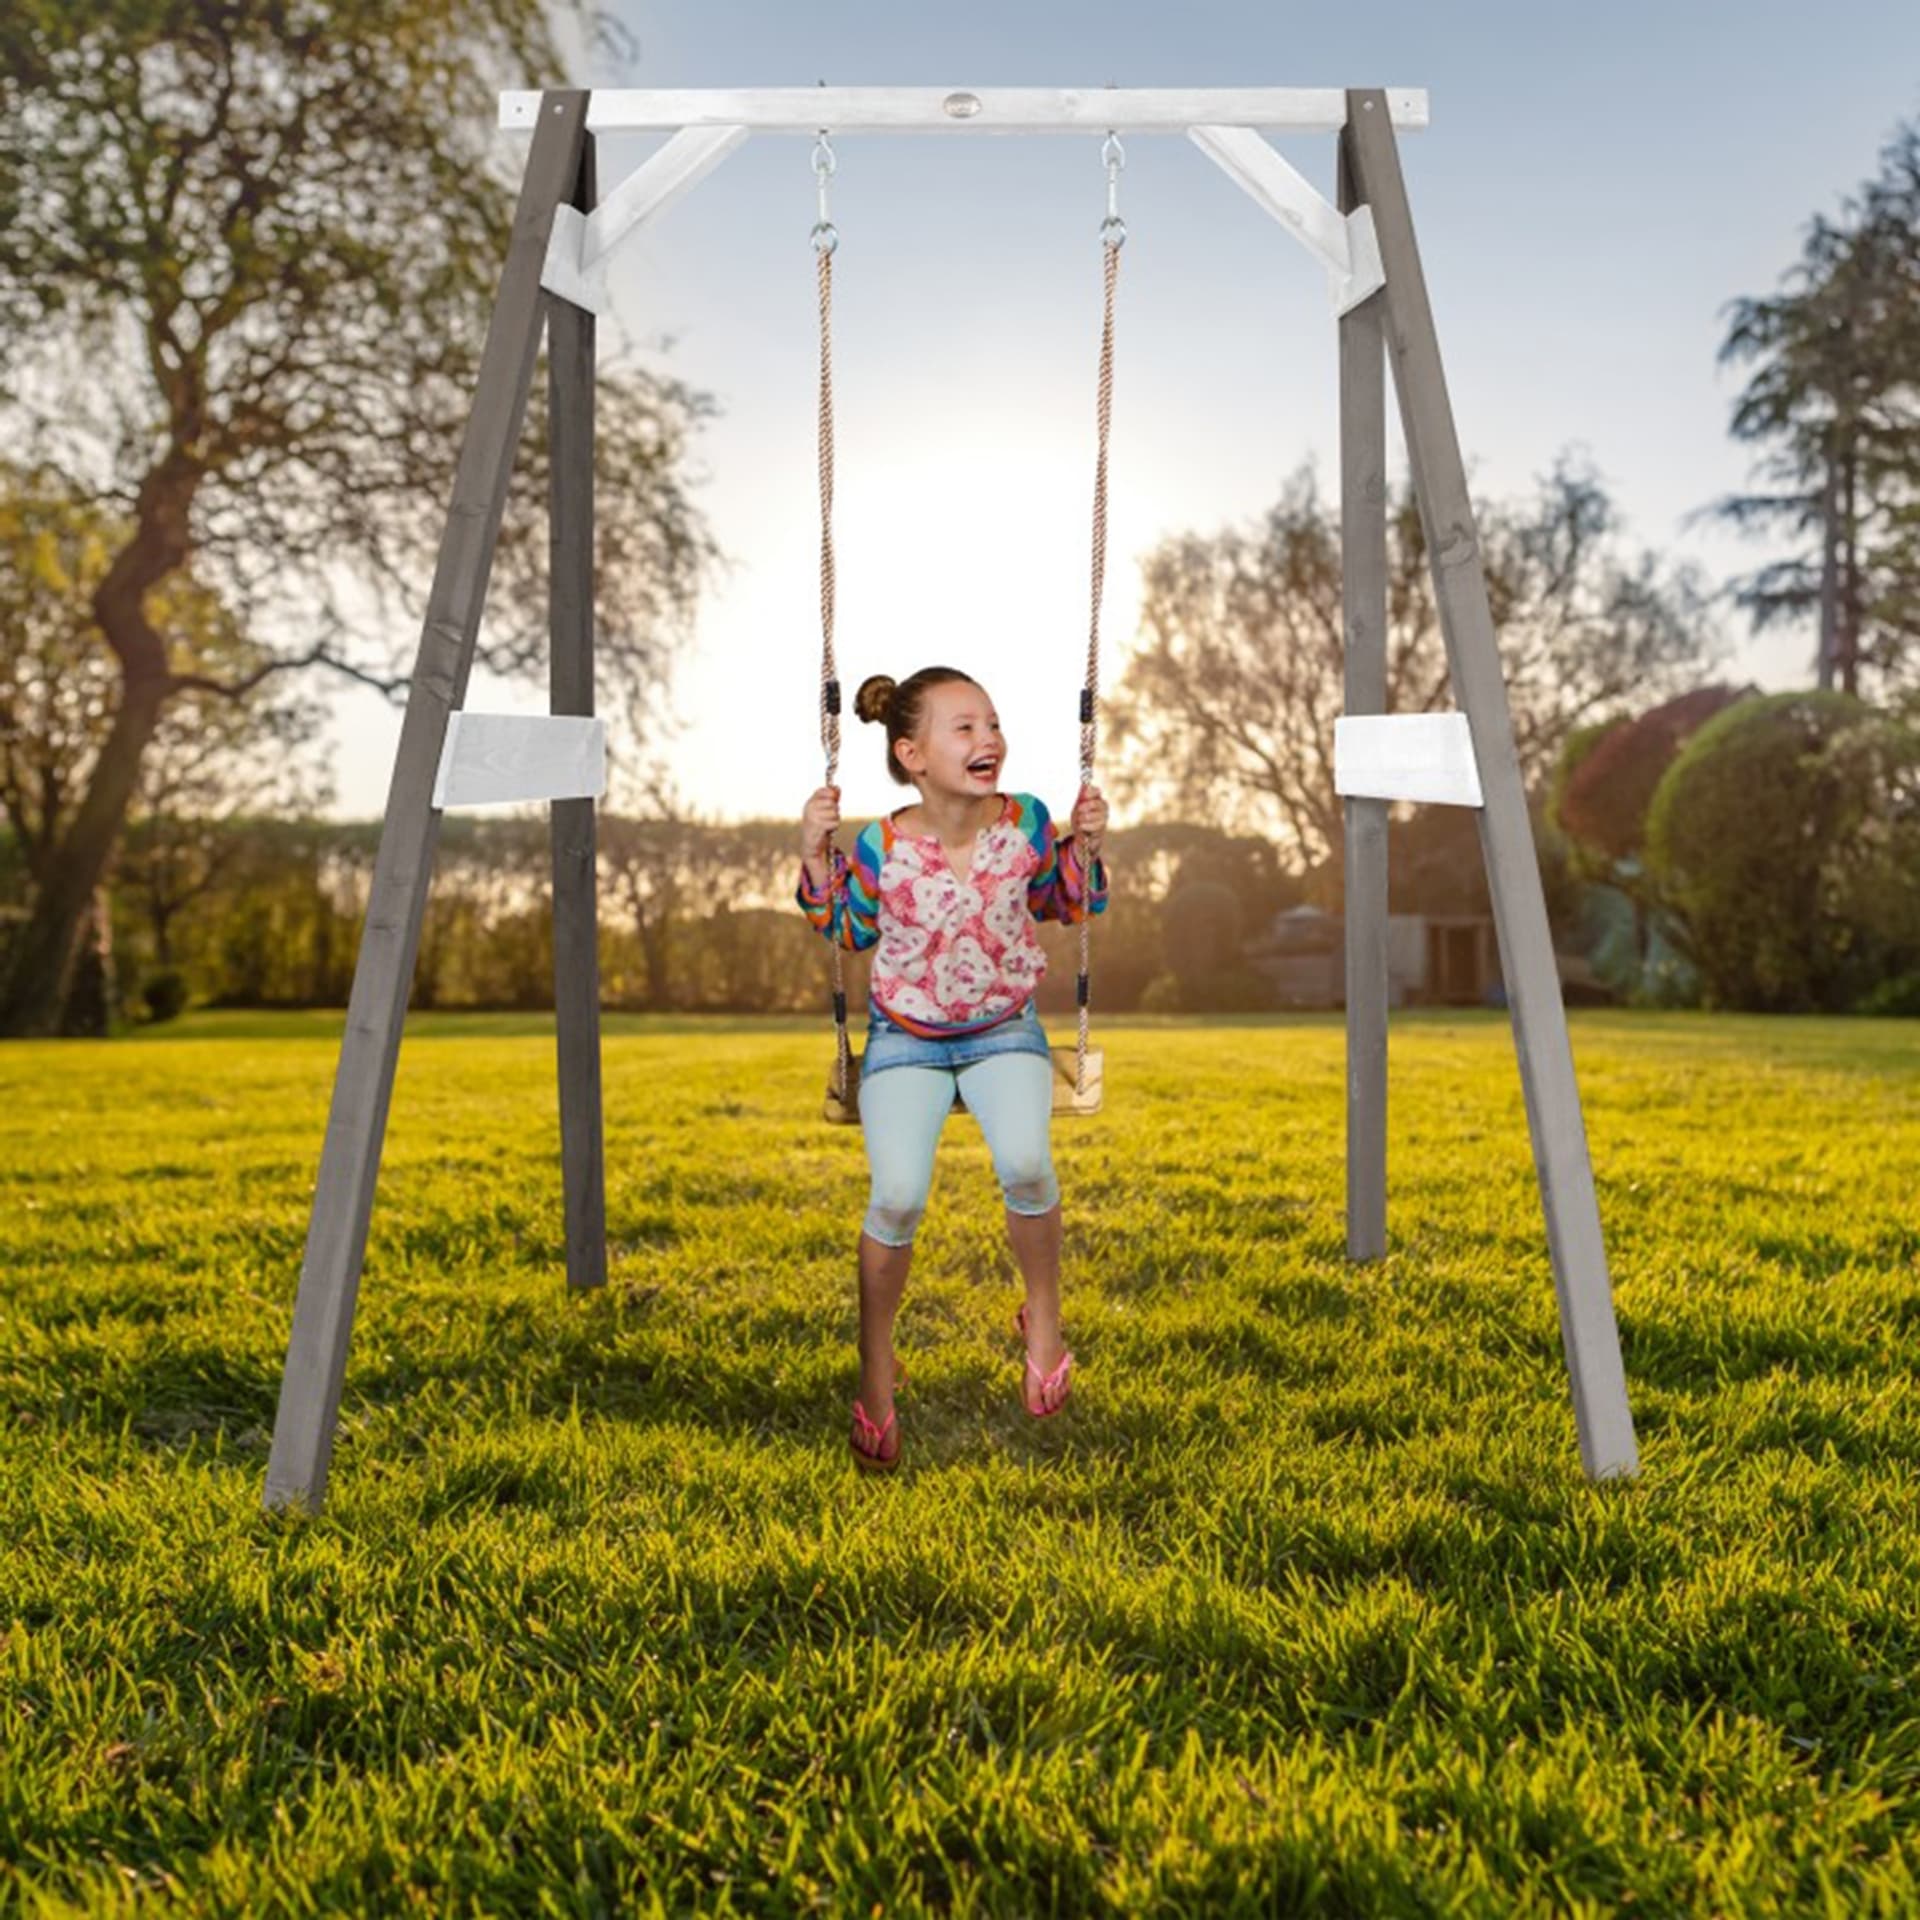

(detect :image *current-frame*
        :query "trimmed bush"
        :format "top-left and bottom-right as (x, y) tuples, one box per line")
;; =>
(1163, 879), (1244, 1007)
(1556, 685), (1748, 863)
(1138, 972), (1184, 1013)
(1855, 971), (1920, 1018)
(141, 968), (190, 1023)
(1645, 691), (1920, 1011)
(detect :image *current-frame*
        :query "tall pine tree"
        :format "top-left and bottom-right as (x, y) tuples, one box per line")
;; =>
(1710, 119), (1920, 696)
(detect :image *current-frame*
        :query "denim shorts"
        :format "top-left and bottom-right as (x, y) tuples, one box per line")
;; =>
(861, 996), (1053, 1079)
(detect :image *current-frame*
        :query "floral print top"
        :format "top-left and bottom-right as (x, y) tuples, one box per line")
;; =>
(795, 791), (1110, 1036)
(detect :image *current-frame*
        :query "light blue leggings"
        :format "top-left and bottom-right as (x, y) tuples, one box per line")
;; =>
(859, 1053), (1061, 1248)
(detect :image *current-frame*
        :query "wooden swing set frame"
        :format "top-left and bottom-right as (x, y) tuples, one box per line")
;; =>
(261, 85), (1639, 1516)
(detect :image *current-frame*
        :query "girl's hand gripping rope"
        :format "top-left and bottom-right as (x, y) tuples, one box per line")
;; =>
(1071, 783), (1108, 863)
(801, 784), (842, 866)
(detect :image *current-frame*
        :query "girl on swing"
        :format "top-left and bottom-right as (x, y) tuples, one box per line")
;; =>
(797, 666), (1110, 1472)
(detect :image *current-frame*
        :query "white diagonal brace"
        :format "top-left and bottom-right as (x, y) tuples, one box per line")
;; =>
(1190, 125), (1385, 317)
(585, 124), (749, 268)
(541, 125), (749, 313)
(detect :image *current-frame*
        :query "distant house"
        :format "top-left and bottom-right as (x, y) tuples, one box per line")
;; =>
(1243, 902), (1601, 1008)
(1407, 913), (1499, 1005)
(1244, 904), (1344, 1007)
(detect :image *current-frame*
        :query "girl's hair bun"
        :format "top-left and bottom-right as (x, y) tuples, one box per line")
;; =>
(854, 674), (896, 726)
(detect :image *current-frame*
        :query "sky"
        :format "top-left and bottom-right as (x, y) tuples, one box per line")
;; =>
(319, 0), (1920, 832)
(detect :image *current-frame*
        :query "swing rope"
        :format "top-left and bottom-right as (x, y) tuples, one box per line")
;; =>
(811, 129), (1120, 1112)
(1077, 136), (1125, 1097)
(811, 134), (850, 1105)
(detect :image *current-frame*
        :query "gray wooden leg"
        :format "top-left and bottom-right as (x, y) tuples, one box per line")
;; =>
(1344, 89), (1638, 1479)
(263, 92), (592, 1513)
(549, 134), (608, 1294)
(1339, 129), (1389, 1264)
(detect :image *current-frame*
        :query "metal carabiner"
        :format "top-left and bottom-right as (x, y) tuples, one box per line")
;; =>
(1100, 130), (1127, 248)
(811, 130), (839, 254)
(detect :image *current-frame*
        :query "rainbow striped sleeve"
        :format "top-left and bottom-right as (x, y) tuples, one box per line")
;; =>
(1020, 792), (1109, 926)
(794, 819), (883, 951)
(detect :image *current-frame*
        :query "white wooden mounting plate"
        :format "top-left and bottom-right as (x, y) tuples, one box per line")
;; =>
(1334, 712), (1484, 808)
(433, 713), (608, 810)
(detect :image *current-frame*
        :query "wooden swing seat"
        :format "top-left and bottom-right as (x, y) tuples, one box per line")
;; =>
(824, 1044), (1104, 1125)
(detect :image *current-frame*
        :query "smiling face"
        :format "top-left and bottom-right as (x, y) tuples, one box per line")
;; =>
(896, 679), (1006, 801)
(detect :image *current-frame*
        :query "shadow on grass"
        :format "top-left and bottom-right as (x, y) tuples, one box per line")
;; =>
(34, 1230), (1918, 1505)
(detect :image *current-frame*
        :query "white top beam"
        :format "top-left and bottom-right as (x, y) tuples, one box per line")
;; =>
(499, 87), (1428, 136)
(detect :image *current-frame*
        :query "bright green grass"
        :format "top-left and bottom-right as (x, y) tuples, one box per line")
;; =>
(3, 1010), (1918, 1917)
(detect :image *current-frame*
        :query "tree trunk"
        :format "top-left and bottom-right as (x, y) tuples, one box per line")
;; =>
(310, 895), (335, 1004)
(1817, 445), (1840, 691)
(0, 669), (168, 1034)
(641, 900), (674, 1011)
(151, 881), (177, 969)
(1, 446), (200, 1035)
(59, 888), (119, 1036)
(1840, 441), (1860, 697)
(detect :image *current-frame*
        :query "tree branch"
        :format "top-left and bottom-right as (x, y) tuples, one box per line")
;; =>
(167, 645), (407, 703)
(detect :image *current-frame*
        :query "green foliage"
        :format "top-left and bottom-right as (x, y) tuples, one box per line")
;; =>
(0, 0), (715, 1032)
(1645, 691), (1920, 1010)
(0, 0), (712, 722)
(3, 1011), (1919, 1911)
(60, 814), (1302, 1017)
(1546, 715), (1622, 848)
(1552, 689), (1751, 1004)
(1555, 686), (1750, 865)
(0, 461), (311, 881)
(1162, 878), (1242, 1000)
(1855, 970), (1920, 1017)
(140, 966), (187, 1022)
(1137, 971), (1183, 1012)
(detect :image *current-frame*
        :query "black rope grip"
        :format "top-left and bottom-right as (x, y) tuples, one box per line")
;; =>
(832, 990), (848, 1024)
(1076, 972), (1091, 1007)
(1079, 687), (1094, 724)
(824, 678), (841, 716)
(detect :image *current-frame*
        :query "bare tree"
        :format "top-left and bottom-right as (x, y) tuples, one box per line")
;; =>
(0, 461), (328, 986)
(1105, 455), (1719, 873)
(0, 0), (720, 1032)
(121, 691), (331, 973)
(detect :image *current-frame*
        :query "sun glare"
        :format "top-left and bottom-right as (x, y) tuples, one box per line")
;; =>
(667, 416), (1158, 829)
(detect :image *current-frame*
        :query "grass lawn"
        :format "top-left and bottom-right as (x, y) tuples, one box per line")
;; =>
(2, 1009), (1918, 1915)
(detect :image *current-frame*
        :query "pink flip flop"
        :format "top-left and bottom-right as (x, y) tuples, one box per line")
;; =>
(850, 1359), (908, 1472)
(1015, 1302), (1074, 1418)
